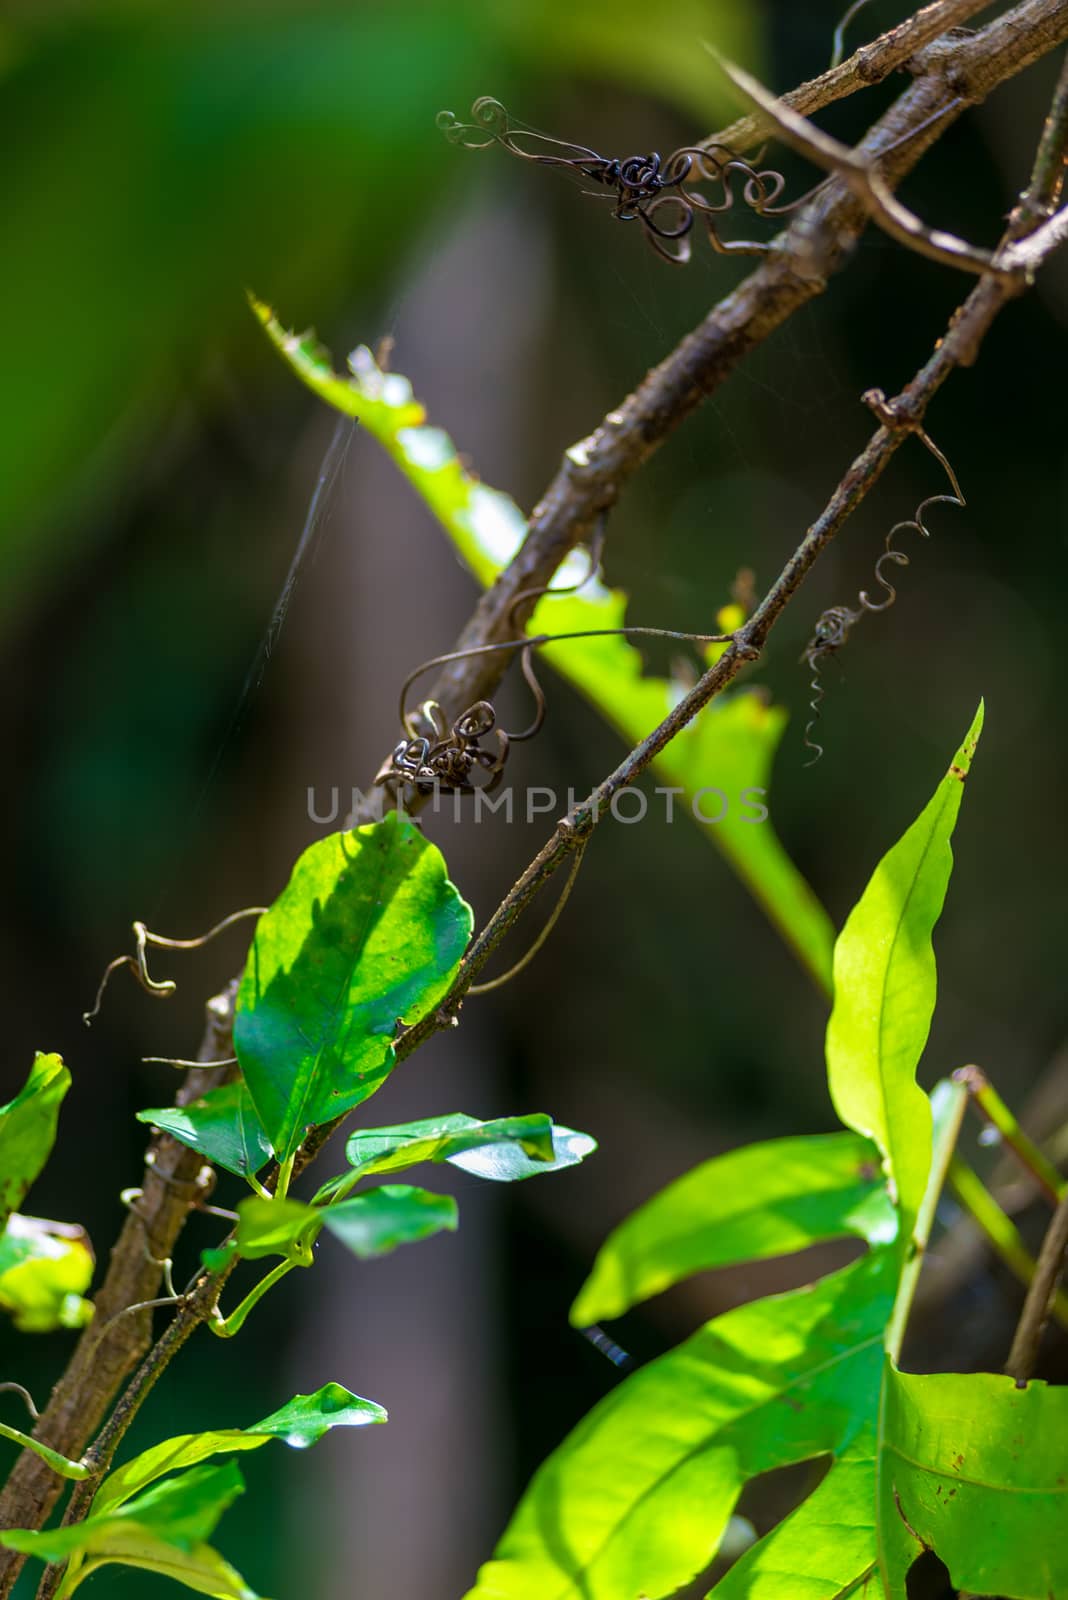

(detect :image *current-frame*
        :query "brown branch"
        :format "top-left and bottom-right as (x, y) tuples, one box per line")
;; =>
(701, 0), (999, 155)
(0, 991), (236, 1594)
(715, 56), (1016, 280)
(3, 6), (1067, 1590)
(359, 0), (1068, 784)
(1005, 1187), (1068, 1382)
(32, 1265), (237, 1600)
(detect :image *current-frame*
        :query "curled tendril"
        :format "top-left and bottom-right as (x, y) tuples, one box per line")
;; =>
(374, 519), (736, 797)
(84, 907), (267, 1025)
(801, 423), (965, 766)
(436, 97), (822, 264)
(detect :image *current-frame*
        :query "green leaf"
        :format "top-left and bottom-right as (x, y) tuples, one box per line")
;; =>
(234, 1196), (321, 1262)
(252, 307), (834, 996)
(7, 1461), (263, 1599)
(448, 1125), (595, 1183)
(0, 1213), (94, 1332)
(3, 1465), (244, 1561)
(710, 1434), (877, 1599)
(825, 704), (983, 1241)
(465, 1252), (896, 1600)
(234, 813), (472, 1161)
(94, 1384), (386, 1517)
(64, 1540), (263, 1600)
(137, 1084), (272, 1179)
(0, 1053), (70, 1230)
(878, 1366), (1068, 1600)
(571, 1132), (896, 1326)
(248, 1383), (387, 1447)
(313, 1112), (557, 1204)
(321, 1185), (457, 1260)
(201, 1240), (239, 1274)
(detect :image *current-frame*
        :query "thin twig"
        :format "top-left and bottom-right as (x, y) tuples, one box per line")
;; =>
(352, 0), (1068, 821)
(702, 0), (998, 155)
(953, 1064), (1065, 1205)
(715, 55), (1015, 280)
(1005, 1187), (1068, 1383)
(947, 1154), (1068, 1328)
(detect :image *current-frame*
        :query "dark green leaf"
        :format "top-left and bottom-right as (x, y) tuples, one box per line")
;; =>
(878, 1366), (1068, 1599)
(234, 813), (472, 1161)
(314, 1114), (594, 1204)
(321, 1185), (457, 1260)
(466, 1252), (896, 1599)
(571, 1132), (896, 1326)
(826, 704), (983, 1242)
(137, 1084), (272, 1178)
(0, 1053), (70, 1230)
(313, 1113), (556, 1204)
(234, 1197), (320, 1262)
(0, 1213), (94, 1332)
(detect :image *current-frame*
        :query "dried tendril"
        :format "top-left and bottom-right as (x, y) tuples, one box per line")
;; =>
(801, 397), (965, 765)
(436, 96), (823, 264)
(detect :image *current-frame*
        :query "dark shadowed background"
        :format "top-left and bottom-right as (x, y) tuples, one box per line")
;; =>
(2, 2), (1066, 1595)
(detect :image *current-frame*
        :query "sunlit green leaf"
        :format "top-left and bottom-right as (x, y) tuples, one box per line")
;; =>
(63, 1539), (263, 1600)
(94, 1384), (386, 1517)
(710, 1435), (877, 1598)
(825, 704), (983, 1242)
(321, 1185), (457, 1260)
(465, 1252), (895, 1600)
(313, 1112), (557, 1204)
(252, 310), (834, 995)
(571, 1132), (896, 1326)
(878, 1366), (1068, 1600)
(234, 1196), (320, 1262)
(0, 1053), (69, 1230)
(234, 812), (472, 1161)
(137, 1083), (273, 1179)
(0, 1213), (94, 1332)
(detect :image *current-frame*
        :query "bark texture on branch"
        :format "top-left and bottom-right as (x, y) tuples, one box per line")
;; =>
(0, 992), (235, 1582)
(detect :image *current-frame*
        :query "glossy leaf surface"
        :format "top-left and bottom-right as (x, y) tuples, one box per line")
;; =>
(234, 813), (472, 1161)
(137, 1084), (272, 1178)
(95, 1384), (386, 1517)
(313, 1112), (557, 1204)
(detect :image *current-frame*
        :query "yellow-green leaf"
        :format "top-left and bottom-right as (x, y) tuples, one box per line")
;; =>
(825, 704), (983, 1242)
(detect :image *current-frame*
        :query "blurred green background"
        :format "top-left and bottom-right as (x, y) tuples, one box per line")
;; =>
(2, 2), (1066, 1596)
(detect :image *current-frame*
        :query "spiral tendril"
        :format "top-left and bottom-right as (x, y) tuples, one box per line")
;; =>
(375, 522), (733, 797)
(801, 428), (965, 766)
(436, 97), (823, 264)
